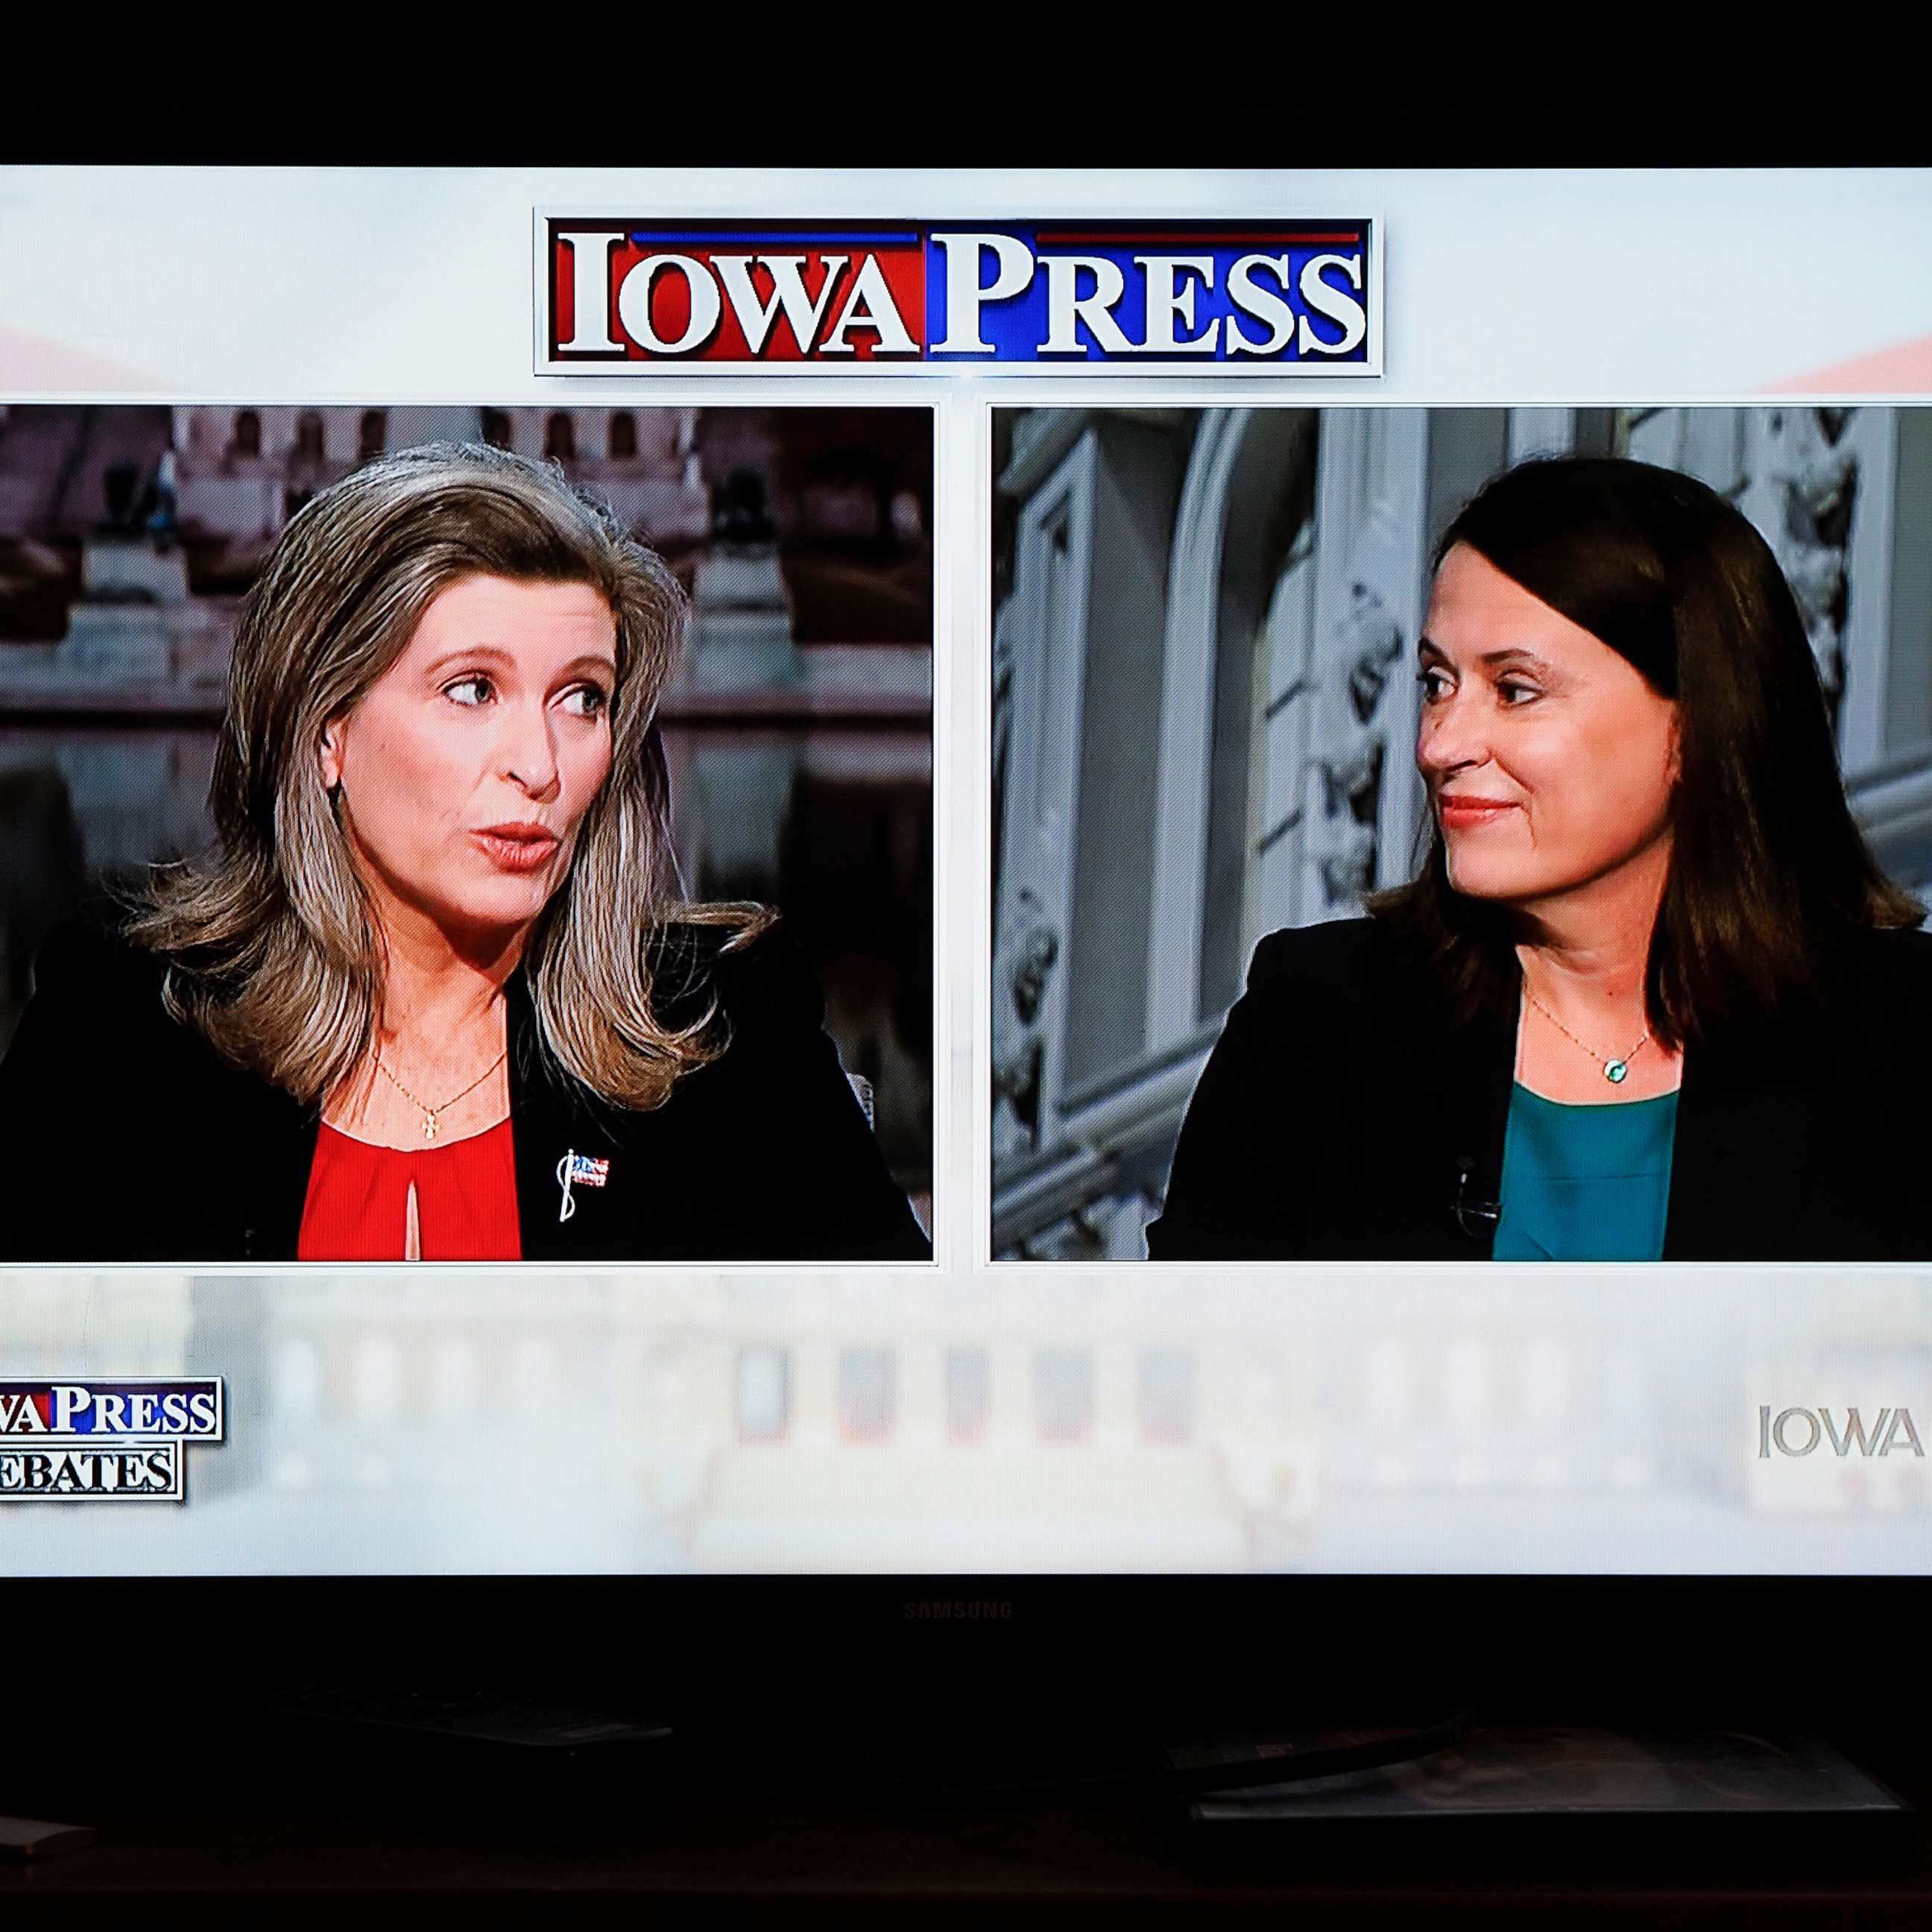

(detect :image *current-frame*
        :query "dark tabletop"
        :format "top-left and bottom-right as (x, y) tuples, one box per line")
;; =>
(3, 1722), (1928, 1928)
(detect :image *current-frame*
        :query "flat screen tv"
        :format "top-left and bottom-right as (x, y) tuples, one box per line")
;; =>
(4, 162), (1931, 1742)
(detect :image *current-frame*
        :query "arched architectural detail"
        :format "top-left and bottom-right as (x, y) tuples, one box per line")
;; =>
(1145, 409), (1320, 1046)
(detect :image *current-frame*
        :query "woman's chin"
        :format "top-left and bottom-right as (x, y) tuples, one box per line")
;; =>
(419, 877), (558, 944)
(1443, 858), (1539, 904)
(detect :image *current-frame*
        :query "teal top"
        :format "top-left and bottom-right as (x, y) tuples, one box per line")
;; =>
(1491, 1082), (1680, 1263)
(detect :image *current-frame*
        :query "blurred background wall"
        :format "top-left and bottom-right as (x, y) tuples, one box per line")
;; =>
(6, 1270), (1925, 1576)
(0, 404), (932, 1206)
(991, 405), (1932, 1258)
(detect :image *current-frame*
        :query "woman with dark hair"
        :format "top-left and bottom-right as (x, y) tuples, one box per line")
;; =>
(0, 443), (929, 1263)
(1147, 455), (1932, 1262)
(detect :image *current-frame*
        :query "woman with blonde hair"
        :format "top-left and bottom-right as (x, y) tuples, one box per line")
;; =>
(0, 443), (929, 1262)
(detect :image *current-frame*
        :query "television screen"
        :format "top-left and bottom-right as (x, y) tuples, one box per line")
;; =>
(2, 168), (1930, 1584)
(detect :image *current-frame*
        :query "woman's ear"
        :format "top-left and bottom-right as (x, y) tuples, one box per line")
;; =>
(318, 719), (344, 793)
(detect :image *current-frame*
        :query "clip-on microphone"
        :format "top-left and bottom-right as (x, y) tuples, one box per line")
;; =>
(1453, 1154), (1501, 1240)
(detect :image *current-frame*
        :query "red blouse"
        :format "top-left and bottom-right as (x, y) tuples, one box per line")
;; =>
(297, 1117), (522, 1261)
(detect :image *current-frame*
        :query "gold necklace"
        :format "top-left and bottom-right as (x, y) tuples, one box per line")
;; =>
(372, 1044), (508, 1143)
(1524, 988), (1650, 1086)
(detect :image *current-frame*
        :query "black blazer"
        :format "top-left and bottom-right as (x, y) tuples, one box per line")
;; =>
(0, 918), (930, 1263)
(1146, 915), (1932, 1263)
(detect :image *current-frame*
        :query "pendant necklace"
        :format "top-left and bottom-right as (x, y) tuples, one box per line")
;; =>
(373, 1044), (508, 1143)
(1524, 988), (1650, 1086)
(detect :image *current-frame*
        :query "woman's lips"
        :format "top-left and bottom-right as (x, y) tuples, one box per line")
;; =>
(1436, 795), (1519, 830)
(470, 824), (561, 873)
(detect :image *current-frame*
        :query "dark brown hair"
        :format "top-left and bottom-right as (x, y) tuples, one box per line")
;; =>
(1369, 455), (1921, 1047)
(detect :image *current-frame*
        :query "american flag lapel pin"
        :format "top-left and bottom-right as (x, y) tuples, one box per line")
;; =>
(555, 1149), (611, 1224)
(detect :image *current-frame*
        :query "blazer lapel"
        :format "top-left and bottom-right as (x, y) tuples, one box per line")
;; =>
(1425, 998), (1516, 1260)
(505, 969), (630, 1260)
(1365, 951), (1516, 1259)
(225, 1071), (320, 1262)
(1662, 1024), (1816, 1261)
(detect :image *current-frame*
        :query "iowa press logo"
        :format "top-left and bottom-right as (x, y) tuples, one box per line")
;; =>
(537, 218), (1377, 373)
(0, 1379), (224, 1500)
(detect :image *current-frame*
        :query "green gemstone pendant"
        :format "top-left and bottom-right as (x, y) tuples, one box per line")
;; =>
(1604, 1060), (1629, 1085)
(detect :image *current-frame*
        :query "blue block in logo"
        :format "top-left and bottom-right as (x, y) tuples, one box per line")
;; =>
(924, 223), (1374, 367)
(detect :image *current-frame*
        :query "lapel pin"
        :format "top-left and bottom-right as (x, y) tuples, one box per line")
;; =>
(555, 1149), (610, 1223)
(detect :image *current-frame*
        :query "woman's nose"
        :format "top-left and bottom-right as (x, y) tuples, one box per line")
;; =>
(1416, 690), (1488, 780)
(502, 701), (561, 800)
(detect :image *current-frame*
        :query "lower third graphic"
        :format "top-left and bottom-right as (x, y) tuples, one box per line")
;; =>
(0, 1378), (225, 1502)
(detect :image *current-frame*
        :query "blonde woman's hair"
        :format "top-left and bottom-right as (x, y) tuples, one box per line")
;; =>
(129, 439), (768, 1111)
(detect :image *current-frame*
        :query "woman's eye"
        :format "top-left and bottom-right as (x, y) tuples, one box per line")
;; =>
(443, 675), (493, 707)
(1497, 680), (1541, 707)
(1417, 668), (1452, 703)
(561, 684), (610, 720)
